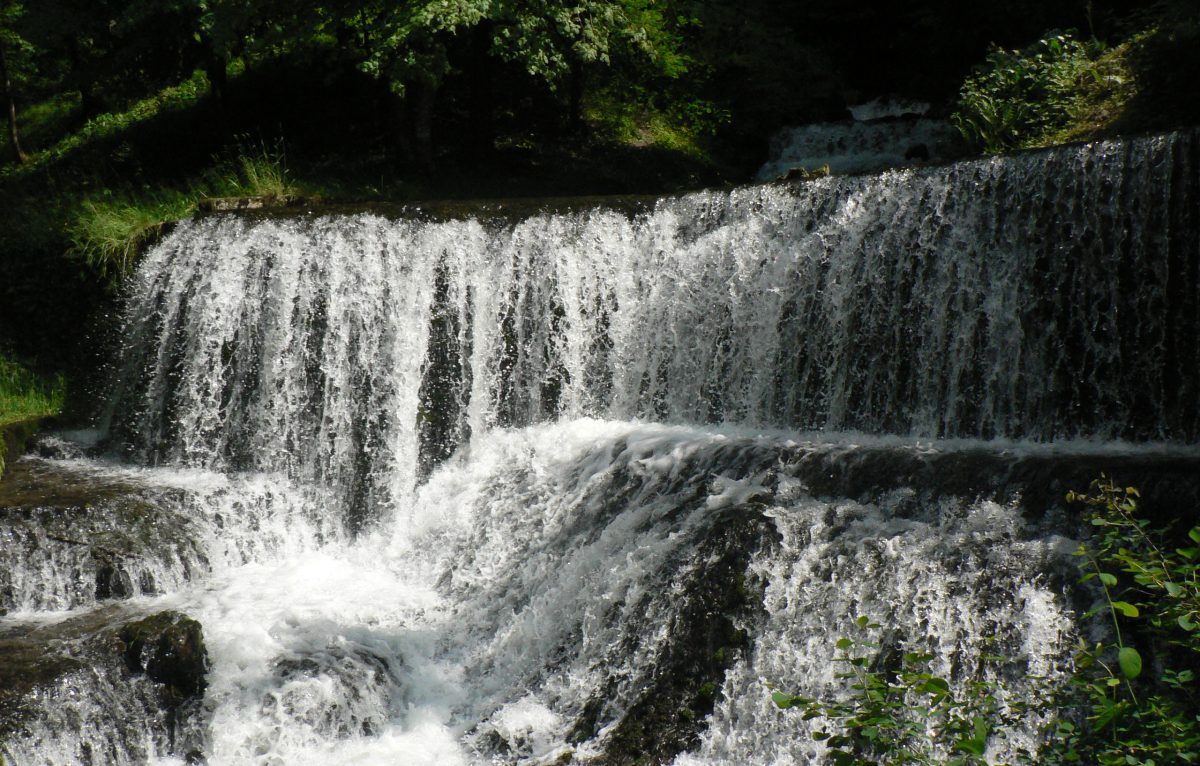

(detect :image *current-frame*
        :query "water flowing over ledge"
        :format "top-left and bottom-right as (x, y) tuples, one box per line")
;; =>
(4, 131), (1200, 766)
(109, 131), (1200, 519)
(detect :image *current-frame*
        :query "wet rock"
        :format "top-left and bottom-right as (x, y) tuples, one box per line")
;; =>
(0, 457), (207, 612)
(267, 642), (395, 739)
(118, 611), (209, 702)
(197, 195), (307, 213)
(0, 606), (209, 764)
(0, 634), (86, 741)
(577, 509), (778, 765)
(904, 142), (930, 161)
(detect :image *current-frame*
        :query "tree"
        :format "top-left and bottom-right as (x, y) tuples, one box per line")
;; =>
(342, 0), (492, 172)
(491, 0), (667, 132)
(0, 1), (29, 163)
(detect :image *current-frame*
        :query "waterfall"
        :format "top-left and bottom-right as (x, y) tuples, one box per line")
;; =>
(3, 130), (1200, 766)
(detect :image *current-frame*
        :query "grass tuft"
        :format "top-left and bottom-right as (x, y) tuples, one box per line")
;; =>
(68, 192), (197, 280)
(66, 142), (299, 281)
(0, 353), (64, 428)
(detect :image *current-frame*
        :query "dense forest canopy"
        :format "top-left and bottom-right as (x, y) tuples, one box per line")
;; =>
(0, 0), (1186, 172)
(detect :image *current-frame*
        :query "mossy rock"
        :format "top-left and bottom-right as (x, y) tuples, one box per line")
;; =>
(118, 611), (208, 703)
(0, 606), (209, 761)
(0, 458), (203, 613)
(0, 418), (48, 484)
(0, 636), (86, 739)
(577, 508), (778, 765)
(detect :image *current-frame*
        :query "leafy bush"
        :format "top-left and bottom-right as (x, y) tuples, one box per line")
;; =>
(953, 33), (1103, 153)
(1051, 478), (1200, 765)
(772, 615), (1021, 765)
(773, 477), (1200, 765)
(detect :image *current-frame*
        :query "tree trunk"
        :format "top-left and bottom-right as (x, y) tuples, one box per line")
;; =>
(204, 42), (227, 111)
(411, 79), (437, 176)
(468, 21), (494, 158)
(0, 36), (27, 163)
(567, 57), (585, 136)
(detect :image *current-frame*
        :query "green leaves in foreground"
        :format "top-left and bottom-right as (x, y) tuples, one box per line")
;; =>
(772, 476), (1200, 765)
(771, 616), (1014, 766)
(1055, 477), (1200, 765)
(1116, 646), (1142, 680)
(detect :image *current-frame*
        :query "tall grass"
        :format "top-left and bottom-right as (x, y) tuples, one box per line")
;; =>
(69, 191), (197, 280)
(67, 142), (299, 280)
(0, 353), (64, 427)
(221, 145), (295, 201)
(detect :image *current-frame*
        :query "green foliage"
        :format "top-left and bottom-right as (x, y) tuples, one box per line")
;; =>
(772, 615), (1023, 765)
(1051, 477), (1200, 765)
(67, 142), (297, 280)
(1, 69), (208, 178)
(0, 351), (63, 427)
(953, 32), (1106, 153)
(772, 477), (1200, 765)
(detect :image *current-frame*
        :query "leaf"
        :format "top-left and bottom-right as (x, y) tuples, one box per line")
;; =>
(836, 638), (853, 651)
(919, 677), (951, 698)
(1189, 527), (1200, 545)
(1111, 601), (1139, 618)
(956, 737), (987, 756)
(1166, 582), (1183, 597)
(771, 691), (796, 709)
(1098, 572), (1118, 586)
(1178, 615), (1197, 631)
(1178, 547), (1200, 561)
(1118, 646), (1142, 679)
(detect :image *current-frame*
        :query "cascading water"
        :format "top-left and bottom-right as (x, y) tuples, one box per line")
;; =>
(3, 130), (1199, 766)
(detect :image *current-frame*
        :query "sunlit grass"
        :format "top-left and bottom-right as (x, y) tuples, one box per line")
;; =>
(0, 91), (82, 157)
(68, 191), (198, 280)
(0, 353), (63, 427)
(67, 142), (301, 280)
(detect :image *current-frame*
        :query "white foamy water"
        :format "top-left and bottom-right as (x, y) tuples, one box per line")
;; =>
(4, 130), (1200, 765)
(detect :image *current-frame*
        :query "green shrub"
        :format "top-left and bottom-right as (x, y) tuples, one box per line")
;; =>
(773, 477), (1200, 765)
(953, 33), (1104, 153)
(1051, 478), (1200, 765)
(772, 615), (1021, 765)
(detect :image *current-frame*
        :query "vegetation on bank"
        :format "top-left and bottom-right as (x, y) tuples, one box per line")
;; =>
(67, 142), (300, 279)
(0, 352), (62, 427)
(0, 351), (63, 479)
(773, 477), (1200, 765)
(953, 1), (1200, 152)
